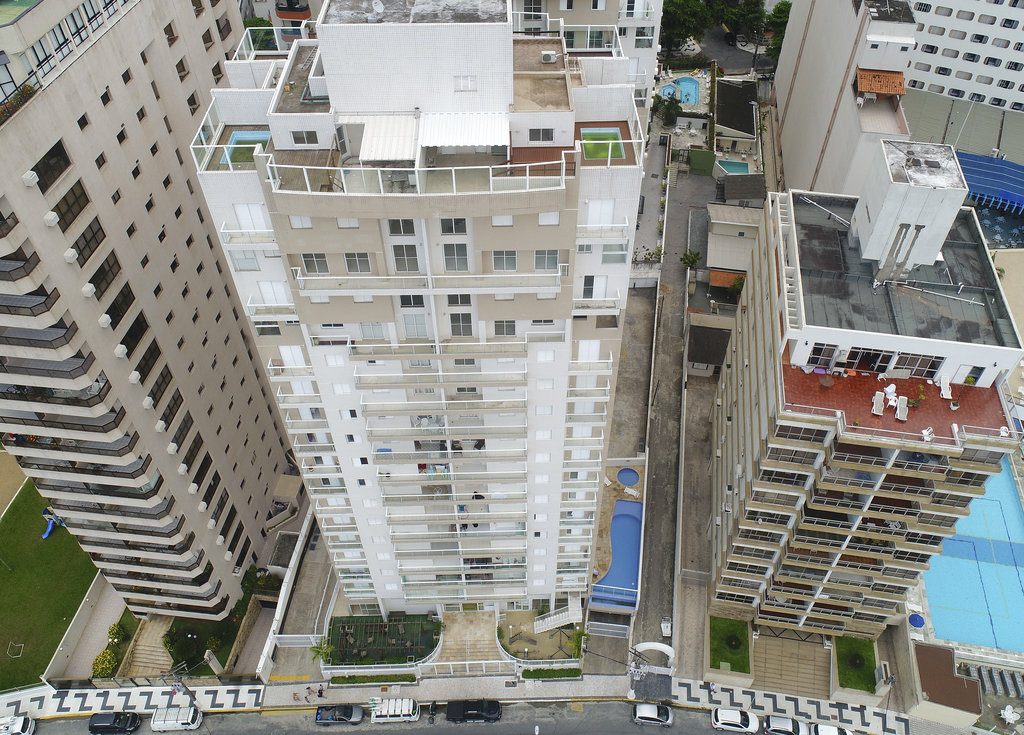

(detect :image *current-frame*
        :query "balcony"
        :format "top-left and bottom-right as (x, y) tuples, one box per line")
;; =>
(246, 295), (296, 319)
(576, 218), (630, 240)
(360, 396), (528, 416)
(572, 291), (622, 315)
(266, 358), (313, 379)
(284, 416), (330, 433)
(276, 388), (322, 407)
(354, 368), (526, 389)
(291, 268), (565, 297)
(218, 222), (276, 247)
(276, 0), (311, 20)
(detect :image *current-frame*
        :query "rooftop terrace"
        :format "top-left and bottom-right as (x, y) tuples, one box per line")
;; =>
(791, 194), (1019, 348)
(860, 0), (915, 23)
(323, 0), (507, 24)
(882, 141), (965, 189)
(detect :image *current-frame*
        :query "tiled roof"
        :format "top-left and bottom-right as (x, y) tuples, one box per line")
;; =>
(857, 68), (905, 96)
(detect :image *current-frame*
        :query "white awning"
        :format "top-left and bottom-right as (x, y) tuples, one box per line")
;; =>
(418, 112), (510, 148)
(337, 114), (419, 162)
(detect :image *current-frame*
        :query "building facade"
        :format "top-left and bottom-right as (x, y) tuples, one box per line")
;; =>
(195, 2), (644, 617)
(709, 139), (1023, 638)
(774, 0), (914, 193)
(906, 0), (1024, 111)
(0, 0), (291, 619)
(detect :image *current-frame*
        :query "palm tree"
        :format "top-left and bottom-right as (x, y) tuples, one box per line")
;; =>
(310, 638), (334, 664)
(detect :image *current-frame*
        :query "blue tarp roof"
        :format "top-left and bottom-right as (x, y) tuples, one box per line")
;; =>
(957, 151), (1024, 212)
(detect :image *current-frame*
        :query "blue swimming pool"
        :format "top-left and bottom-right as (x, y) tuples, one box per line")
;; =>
(591, 499), (642, 610)
(220, 129), (272, 165)
(718, 160), (750, 174)
(617, 467), (640, 487)
(923, 458), (1024, 652)
(659, 76), (701, 105)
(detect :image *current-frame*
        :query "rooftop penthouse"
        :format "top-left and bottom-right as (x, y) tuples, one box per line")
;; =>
(857, 0), (915, 24)
(788, 194), (1018, 348)
(322, 0), (509, 24)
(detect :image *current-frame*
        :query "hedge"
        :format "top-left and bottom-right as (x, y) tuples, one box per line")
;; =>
(521, 667), (582, 680)
(330, 674), (417, 685)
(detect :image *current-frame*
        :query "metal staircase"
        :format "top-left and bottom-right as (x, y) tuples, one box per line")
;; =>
(533, 594), (583, 634)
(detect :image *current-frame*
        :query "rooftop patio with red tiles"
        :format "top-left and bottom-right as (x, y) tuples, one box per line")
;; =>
(781, 364), (1011, 443)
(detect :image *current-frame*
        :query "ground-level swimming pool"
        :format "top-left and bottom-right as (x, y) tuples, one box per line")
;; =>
(660, 76), (701, 106)
(718, 160), (750, 174)
(923, 458), (1024, 652)
(591, 499), (642, 610)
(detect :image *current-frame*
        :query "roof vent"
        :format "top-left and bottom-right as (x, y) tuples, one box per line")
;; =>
(924, 159), (942, 168)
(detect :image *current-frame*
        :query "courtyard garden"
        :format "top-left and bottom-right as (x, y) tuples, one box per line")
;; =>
(0, 481), (97, 689)
(325, 615), (441, 665)
(708, 616), (751, 674)
(835, 635), (878, 692)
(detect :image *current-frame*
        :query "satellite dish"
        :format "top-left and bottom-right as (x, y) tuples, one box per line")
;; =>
(372, 0), (384, 12)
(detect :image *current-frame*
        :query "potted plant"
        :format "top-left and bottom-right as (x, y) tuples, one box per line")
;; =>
(950, 375), (977, 411)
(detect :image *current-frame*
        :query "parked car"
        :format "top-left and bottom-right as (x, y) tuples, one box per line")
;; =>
(710, 708), (760, 733)
(632, 704), (673, 727)
(149, 707), (203, 733)
(315, 705), (364, 726)
(811, 727), (851, 735)
(87, 713), (142, 735)
(763, 716), (810, 735)
(0, 716), (35, 735)
(445, 700), (502, 723)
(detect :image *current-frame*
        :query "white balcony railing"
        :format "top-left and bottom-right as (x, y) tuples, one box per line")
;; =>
(219, 222), (276, 246)
(290, 268), (566, 295)
(572, 291), (622, 312)
(246, 295), (296, 319)
(576, 218), (630, 240)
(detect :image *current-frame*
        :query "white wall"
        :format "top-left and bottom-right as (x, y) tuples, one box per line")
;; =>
(268, 111), (337, 151)
(510, 110), (576, 147)
(212, 88), (277, 125)
(317, 23), (514, 114)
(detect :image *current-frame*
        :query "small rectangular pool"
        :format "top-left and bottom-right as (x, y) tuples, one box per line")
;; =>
(220, 129), (272, 165)
(923, 458), (1024, 652)
(581, 128), (625, 160)
(718, 160), (750, 174)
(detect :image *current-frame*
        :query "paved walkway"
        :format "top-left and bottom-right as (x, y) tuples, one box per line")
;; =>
(232, 607), (275, 675)
(751, 632), (831, 699)
(1, 685), (263, 719)
(437, 611), (500, 662)
(62, 578), (126, 679)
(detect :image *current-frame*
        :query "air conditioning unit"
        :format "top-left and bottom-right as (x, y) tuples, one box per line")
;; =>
(541, 50), (558, 64)
(43, 211), (59, 227)
(715, 449), (722, 458)
(22, 171), (39, 187)
(722, 503), (732, 513)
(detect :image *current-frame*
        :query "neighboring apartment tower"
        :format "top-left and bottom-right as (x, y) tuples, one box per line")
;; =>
(709, 139), (1023, 638)
(774, 0), (914, 193)
(906, 0), (1024, 111)
(0, 0), (290, 619)
(510, 0), (661, 106)
(194, 4), (644, 615)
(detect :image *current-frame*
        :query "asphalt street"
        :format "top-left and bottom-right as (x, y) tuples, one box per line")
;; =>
(35, 702), (721, 735)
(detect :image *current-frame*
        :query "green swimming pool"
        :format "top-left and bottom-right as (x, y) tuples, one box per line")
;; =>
(581, 128), (625, 160)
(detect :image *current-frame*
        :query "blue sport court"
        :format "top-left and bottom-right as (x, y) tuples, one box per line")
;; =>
(923, 459), (1024, 652)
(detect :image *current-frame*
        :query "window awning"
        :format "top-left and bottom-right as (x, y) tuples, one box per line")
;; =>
(418, 112), (510, 148)
(857, 68), (906, 96)
(337, 114), (419, 162)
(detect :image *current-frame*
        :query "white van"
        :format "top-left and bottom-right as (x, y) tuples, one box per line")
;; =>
(149, 706), (203, 732)
(370, 699), (420, 724)
(0, 716), (35, 735)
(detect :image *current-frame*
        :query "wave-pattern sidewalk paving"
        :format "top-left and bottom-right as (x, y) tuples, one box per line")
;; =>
(0, 685), (263, 719)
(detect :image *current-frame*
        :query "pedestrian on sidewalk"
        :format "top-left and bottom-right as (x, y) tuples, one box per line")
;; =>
(292, 693), (301, 703)
(317, 685), (325, 698)
(708, 682), (718, 695)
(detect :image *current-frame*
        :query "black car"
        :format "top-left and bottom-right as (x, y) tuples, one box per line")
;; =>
(87, 713), (142, 735)
(445, 700), (502, 723)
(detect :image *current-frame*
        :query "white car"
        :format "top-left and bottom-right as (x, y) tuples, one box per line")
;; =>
(812, 727), (851, 735)
(711, 708), (760, 733)
(632, 704), (673, 727)
(763, 716), (810, 735)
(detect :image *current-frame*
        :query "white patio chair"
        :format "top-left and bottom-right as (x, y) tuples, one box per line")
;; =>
(895, 396), (909, 421)
(871, 391), (885, 416)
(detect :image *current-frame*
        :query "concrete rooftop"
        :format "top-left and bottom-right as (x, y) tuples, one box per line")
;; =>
(323, 0), (507, 23)
(883, 140), (965, 189)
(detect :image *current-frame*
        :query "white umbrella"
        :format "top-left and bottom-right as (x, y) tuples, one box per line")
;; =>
(1000, 705), (1020, 724)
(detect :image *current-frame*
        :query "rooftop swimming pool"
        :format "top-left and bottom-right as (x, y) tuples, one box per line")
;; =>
(580, 128), (625, 160)
(923, 458), (1024, 652)
(220, 130), (272, 165)
(591, 499), (642, 611)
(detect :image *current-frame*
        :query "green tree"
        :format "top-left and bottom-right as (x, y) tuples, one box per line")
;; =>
(660, 0), (715, 53)
(92, 648), (117, 678)
(721, 0), (765, 35)
(310, 638), (334, 664)
(765, 0), (791, 60)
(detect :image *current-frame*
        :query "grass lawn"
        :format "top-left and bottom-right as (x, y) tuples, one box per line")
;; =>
(581, 131), (626, 160)
(0, 481), (97, 689)
(227, 146), (255, 165)
(835, 636), (878, 692)
(328, 615), (441, 665)
(708, 616), (750, 674)
(108, 608), (141, 673)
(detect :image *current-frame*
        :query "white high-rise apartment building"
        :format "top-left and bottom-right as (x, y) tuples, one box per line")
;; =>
(0, 0), (291, 619)
(510, 0), (662, 106)
(195, 3), (644, 614)
(906, 0), (1024, 111)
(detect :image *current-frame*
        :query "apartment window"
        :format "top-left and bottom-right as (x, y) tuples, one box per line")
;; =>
(360, 323), (385, 339)
(635, 26), (654, 48)
(255, 322), (281, 336)
(921, 44), (938, 54)
(935, 5), (952, 15)
(1002, 19), (1019, 28)
(135, 340), (161, 382)
(441, 218), (467, 234)
(949, 88), (965, 98)
(1006, 61), (1024, 71)
(983, 56), (1002, 67)
(602, 243), (627, 264)
(230, 250), (260, 271)
(448, 294), (471, 306)
(78, 114), (90, 130)
(302, 253), (329, 274)
(388, 219), (414, 236)
(492, 250), (517, 271)
(391, 244), (419, 272)
(400, 295), (425, 308)
(54, 180), (89, 233)
(289, 215), (312, 229)
(73, 217), (106, 266)
(444, 243), (469, 272)
(89, 252), (121, 298)
(164, 21), (178, 45)
(450, 313), (473, 337)
(345, 252), (370, 273)
(107, 284), (134, 328)
(963, 52), (980, 62)
(936, 66), (952, 75)
(971, 34), (990, 43)
(990, 97), (1006, 107)
(453, 74), (477, 92)
(212, 62), (223, 82)
(807, 343), (838, 367)
(291, 130), (318, 145)
(403, 314), (428, 338)
(577, 242), (593, 253)
(969, 92), (987, 102)
(491, 215), (513, 227)
(914, 2), (931, 10)
(535, 250), (559, 271)
(528, 128), (554, 143)
(893, 352), (942, 379)
(494, 320), (516, 336)
(33, 141), (71, 194)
